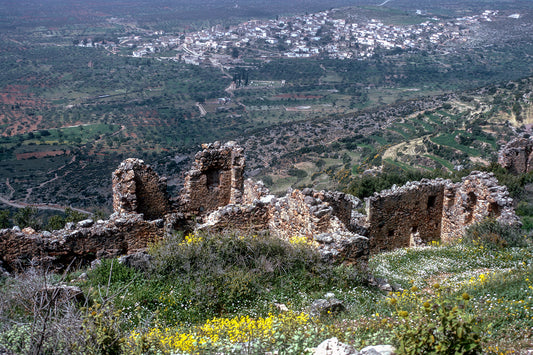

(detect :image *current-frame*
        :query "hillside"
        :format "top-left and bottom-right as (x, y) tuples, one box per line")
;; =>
(1, 140), (532, 354)
(1, 1), (533, 212)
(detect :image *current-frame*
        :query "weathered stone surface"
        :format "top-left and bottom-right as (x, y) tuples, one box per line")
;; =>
(268, 189), (347, 240)
(313, 338), (359, 355)
(198, 201), (271, 232)
(112, 158), (170, 220)
(498, 136), (533, 174)
(179, 141), (245, 215)
(359, 345), (395, 355)
(265, 188), (369, 265)
(242, 178), (271, 205)
(314, 190), (363, 232)
(441, 171), (520, 242)
(366, 179), (448, 253)
(0, 214), (164, 271)
(314, 232), (369, 266)
(118, 251), (153, 272)
(365, 172), (520, 252)
(310, 297), (345, 316)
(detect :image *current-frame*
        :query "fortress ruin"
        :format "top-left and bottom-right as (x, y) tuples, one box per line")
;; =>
(0, 141), (520, 272)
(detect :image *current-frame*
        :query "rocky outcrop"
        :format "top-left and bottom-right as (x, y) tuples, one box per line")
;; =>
(112, 158), (170, 220)
(498, 136), (533, 174)
(441, 171), (520, 242)
(179, 141), (245, 215)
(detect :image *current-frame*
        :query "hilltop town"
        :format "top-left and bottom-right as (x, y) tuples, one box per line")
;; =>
(80, 8), (519, 66)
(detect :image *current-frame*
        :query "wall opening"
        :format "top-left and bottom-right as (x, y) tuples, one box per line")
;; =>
(427, 195), (436, 209)
(489, 202), (500, 217)
(206, 168), (221, 190)
(465, 191), (477, 224)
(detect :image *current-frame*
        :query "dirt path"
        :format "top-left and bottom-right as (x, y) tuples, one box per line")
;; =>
(24, 155), (77, 202)
(0, 194), (92, 215)
(5, 178), (14, 199)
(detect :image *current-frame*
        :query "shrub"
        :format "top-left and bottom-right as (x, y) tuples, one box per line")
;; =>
(463, 218), (528, 249)
(392, 285), (482, 354)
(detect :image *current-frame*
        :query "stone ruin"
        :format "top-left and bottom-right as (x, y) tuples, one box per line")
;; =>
(366, 172), (519, 253)
(498, 136), (533, 174)
(112, 158), (171, 219)
(0, 141), (521, 272)
(179, 141), (245, 214)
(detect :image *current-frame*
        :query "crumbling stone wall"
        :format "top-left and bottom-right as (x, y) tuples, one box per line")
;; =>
(441, 171), (520, 242)
(268, 188), (350, 240)
(199, 202), (271, 232)
(366, 179), (447, 253)
(179, 141), (245, 215)
(1, 142), (521, 272)
(112, 158), (170, 220)
(314, 190), (363, 231)
(498, 137), (533, 174)
(200, 186), (369, 266)
(366, 172), (520, 253)
(242, 179), (271, 205)
(0, 215), (165, 272)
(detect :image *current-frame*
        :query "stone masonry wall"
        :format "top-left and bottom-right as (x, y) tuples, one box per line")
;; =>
(366, 179), (447, 253)
(179, 141), (245, 215)
(0, 215), (164, 272)
(268, 188), (350, 241)
(1, 142), (522, 272)
(112, 158), (170, 220)
(314, 190), (363, 231)
(498, 137), (533, 174)
(441, 171), (520, 242)
(200, 186), (369, 266)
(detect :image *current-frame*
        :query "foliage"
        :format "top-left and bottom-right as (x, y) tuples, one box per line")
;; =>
(0, 209), (11, 229)
(45, 207), (90, 231)
(345, 167), (443, 199)
(392, 286), (482, 354)
(463, 218), (529, 249)
(126, 311), (324, 354)
(84, 231), (365, 327)
(80, 303), (127, 355)
(12, 207), (41, 230)
(0, 269), (85, 354)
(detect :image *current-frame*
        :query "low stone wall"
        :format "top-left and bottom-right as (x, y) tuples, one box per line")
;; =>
(0, 215), (165, 271)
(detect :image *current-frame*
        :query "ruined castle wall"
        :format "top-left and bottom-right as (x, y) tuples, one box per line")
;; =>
(314, 189), (362, 231)
(441, 171), (520, 242)
(268, 189), (349, 241)
(112, 158), (170, 220)
(498, 137), (533, 174)
(0, 216), (164, 271)
(179, 141), (245, 215)
(366, 180), (447, 253)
